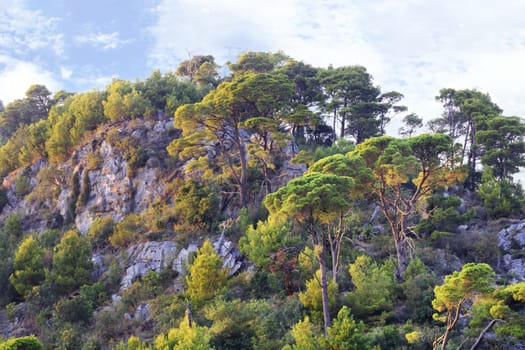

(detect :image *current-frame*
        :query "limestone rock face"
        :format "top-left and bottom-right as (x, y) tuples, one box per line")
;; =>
(120, 241), (178, 290)
(498, 219), (525, 282)
(214, 234), (244, 276)
(0, 116), (174, 234)
(119, 237), (246, 292)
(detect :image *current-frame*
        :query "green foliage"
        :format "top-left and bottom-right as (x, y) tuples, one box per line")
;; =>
(204, 299), (272, 350)
(45, 90), (106, 162)
(319, 65), (384, 142)
(349, 134), (464, 274)
(54, 294), (94, 326)
(9, 236), (45, 297)
(265, 173), (353, 225)
(154, 314), (213, 350)
(282, 316), (327, 350)
(479, 168), (524, 219)
(137, 69), (201, 114)
(0, 231), (16, 304)
(327, 306), (371, 350)
(52, 230), (93, 295)
(103, 79), (153, 121)
(477, 116), (525, 179)
(170, 70), (295, 208)
(401, 258), (438, 323)
(299, 270), (339, 320)
(176, 55), (219, 88)
(347, 255), (396, 323)
(415, 193), (470, 240)
(4, 214), (23, 241)
(399, 113), (423, 138)
(109, 214), (147, 248)
(15, 174), (31, 197)
(186, 240), (228, 305)
(367, 325), (405, 350)
(228, 51), (288, 74)
(53, 283), (107, 329)
(294, 139), (355, 166)
(88, 216), (115, 248)
(39, 229), (61, 249)
(0, 335), (44, 350)
(173, 179), (219, 228)
(432, 263), (496, 349)
(0, 84), (53, 140)
(239, 218), (291, 268)
(467, 282), (525, 343)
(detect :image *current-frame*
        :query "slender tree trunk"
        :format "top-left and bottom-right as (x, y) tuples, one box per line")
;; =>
(394, 235), (407, 278)
(333, 108), (337, 141)
(235, 127), (248, 208)
(319, 248), (331, 337)
(469, 319), (502, 350)
(340, 114), (345, 139)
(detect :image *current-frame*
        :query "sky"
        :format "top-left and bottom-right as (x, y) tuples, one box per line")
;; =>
(1, 0), (525, 134)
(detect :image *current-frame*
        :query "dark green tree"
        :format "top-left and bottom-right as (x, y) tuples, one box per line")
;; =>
(319, 65), (382, 142)
(431, 88), (502, 188)
(476, 116), (525, 180)
(176, 55), (219, 88)
(228, 51), (288, 74)
(52, 230), (93, 295)
(327, 306), (371, 350)
(0, 85), (53, 140)
(169, 71), (294, 208)
(378, 91), (407, 135)
(137, 70), (201, 114)
(265, 172), (354, 335)
(399, 113), (423, 138)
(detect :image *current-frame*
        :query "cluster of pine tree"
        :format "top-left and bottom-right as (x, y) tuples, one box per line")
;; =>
(0, 51), (524, 349)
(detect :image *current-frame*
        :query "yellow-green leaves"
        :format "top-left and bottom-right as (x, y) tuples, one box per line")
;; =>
(10, 236), (45, 297)
(186, 240), (228, 305)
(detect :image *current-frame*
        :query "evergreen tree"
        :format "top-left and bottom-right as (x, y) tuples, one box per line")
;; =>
(186, 240), (228, 305)
(52, 230), (93, 295)
(10, 236), (45, 297)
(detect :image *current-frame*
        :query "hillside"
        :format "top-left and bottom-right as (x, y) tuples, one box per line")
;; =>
(0, 52), (524, 350)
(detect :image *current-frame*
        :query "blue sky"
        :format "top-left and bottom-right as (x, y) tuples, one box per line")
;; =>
(2, 0), (525, 132)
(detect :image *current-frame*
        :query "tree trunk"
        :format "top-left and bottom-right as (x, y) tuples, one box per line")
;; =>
(319, 242), (331, 337)
(394, 236), (407, 278)
(469, 319), (502, 350)
(236, 127), (248, 208)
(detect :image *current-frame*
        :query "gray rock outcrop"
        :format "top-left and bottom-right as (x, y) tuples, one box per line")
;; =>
(498, 219), (525, 282)
(119, 237), (246, 292)
(120, 241), (178, 290)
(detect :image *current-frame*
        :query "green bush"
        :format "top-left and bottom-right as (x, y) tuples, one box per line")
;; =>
(109, 214), (146, 248)
(88, 216), (115, 248)
(479, 169), (524, 219)
(173, 179), (219, 228)
(0, 335), (44, 350)
(4, 214), (23, 240)
(14, 174), (31, 197)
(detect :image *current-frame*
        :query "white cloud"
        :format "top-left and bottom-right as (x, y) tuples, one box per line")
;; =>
(0, 55), (60, 103)
(60, 66), (73, 80)
(74, 31), (128, 50)
(0, 0), (64, 56)
(148, 0), (525, 127)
